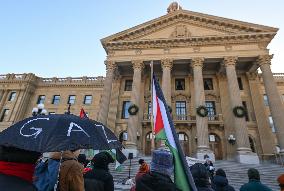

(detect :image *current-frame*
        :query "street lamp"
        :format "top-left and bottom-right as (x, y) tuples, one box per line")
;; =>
(32, 104), (48, 116)
(228, 134), (236, 145)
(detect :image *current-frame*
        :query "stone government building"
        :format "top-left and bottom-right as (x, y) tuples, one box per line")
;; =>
(1, 3), (284, 163)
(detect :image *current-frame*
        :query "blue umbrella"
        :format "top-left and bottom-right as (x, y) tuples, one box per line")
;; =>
(0, 114), (122, 152)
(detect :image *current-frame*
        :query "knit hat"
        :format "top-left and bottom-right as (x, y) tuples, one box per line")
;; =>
(216, 168), (226, 177)
(248, 168), (260, 180)
(150, 149), (174, 176)
(277, 174), (284, 188)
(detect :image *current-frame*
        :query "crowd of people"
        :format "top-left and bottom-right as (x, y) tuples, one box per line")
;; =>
(0, 145), (283, 191)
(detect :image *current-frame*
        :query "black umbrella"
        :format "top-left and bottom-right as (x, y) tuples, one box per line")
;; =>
(0, 114), (122, 152)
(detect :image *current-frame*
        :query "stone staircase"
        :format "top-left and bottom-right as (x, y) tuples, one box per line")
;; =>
(109, 157), (284, 191)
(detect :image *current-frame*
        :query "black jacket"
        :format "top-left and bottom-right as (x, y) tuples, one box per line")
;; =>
(212, 175), (235, 191)
(0, 173), (37, 191)
(136, 172), (181, 191)
(84, 168), (114, 191)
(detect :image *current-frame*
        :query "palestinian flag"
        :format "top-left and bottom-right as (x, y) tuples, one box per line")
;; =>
(152, 74), (197, 191)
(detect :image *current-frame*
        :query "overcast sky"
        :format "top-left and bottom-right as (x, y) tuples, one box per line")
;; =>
(0, 0), (283, 77)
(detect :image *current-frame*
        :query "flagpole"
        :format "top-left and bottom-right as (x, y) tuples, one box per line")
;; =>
(150, 60), (155, 152)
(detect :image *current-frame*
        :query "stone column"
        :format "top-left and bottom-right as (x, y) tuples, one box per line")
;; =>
(257, 55), (284, 153)
(126, 60), (144, 157)
(192, 58), (214, 160)
(98, 60), (116, 125)
(224, 56), (259, 164)
(161, 58), (173, 105)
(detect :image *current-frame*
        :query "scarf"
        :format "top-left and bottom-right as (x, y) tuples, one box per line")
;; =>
(0, 161), (35, 183)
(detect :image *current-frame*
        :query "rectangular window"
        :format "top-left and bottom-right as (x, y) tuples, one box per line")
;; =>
(205, 101), (216, 120)
(148, 101), (151, 115)
(68, 95), (76, 105)
(124, 80), (133, 91)
(242, 101), (249, 121)
(52, 95), (60, 105)
(176, 101), (186, 120)
(175, 79), (185, 90)
(269, 116), (276, 133)
(121, 101), (131, 119)
(84, 95), (92, 105)
(37, 95), (46, 104)
(149, 78), (160, 90)
(263, 94), (268, 106)
(8, 92), (17, 101)
(204, 78), (213, 90)
(238, 77), (243, 90)
(0, 109), (9, 122)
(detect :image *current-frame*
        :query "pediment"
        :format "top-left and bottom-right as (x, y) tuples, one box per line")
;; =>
(101, 10), (278, 51)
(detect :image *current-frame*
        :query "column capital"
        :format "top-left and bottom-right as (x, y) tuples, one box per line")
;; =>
(132, 60), (144, 71)
(105, 60), (116, 72)
(256, 54), (273, 67)
(223, 56), (238, 67)
(191, 57), (204, 68)
(161, 58), (173, 70)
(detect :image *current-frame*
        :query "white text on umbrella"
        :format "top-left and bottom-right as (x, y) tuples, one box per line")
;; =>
(20, 118), (49, 138)
(67, 122), (90, 137)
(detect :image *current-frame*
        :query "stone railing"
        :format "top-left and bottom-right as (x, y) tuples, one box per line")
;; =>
(272, 73), (284, 80)
(0, 73), (32, 80)
(143, 113), (223, 122)
(39, 76), (105, 85)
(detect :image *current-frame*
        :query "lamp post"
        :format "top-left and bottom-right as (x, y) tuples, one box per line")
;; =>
(32, 104), (48, 116)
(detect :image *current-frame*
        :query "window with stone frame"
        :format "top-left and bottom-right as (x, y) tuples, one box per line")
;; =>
(263, 94), (269, 106)
(121, 101), (131, 119)
(124, 80), (133, 91)
(238, 77), (244, 90)
(147, 101), (152, 120)
(175, 78), (185, 90)
(0, 109), (9, 122)
(205, 101), (216, 120)
(203, 78), (213, 90)
(8, 92), (16, 101)
(268, 116), (276, 133)
(84, 95), (92, 105)
(68, 95), (76, 105)
(175, 101), (187, 120)
(37, 95), (46, 104)
(52, 95), (60, 105)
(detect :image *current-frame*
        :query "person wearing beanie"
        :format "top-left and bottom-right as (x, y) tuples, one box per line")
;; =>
(84, 151), (115, 191)
(190, 163), (214, 191)
(212, 168), (235, 191)
(278, 174), (284, 191)
(240, 168), (272, 191)
(0, 146), (41, 191)
(136, 149), (180, 191)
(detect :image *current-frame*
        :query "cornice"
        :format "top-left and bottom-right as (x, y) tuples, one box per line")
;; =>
(103, 33), (274, 51)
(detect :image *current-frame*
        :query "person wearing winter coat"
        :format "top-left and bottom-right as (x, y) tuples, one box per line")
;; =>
(212, 168), (235, 191)
(84, 151), (115, 191)
(278, 174), (284, 191)
(136, 149), (181, 191)
(130, 158), (151, 191)
(51, 149), (84, 191)
(190, 163), (214, 191)
(240, 168), (272, 191)
(0, 146), (41, 191)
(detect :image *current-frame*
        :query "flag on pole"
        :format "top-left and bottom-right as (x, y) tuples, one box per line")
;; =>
(79, 108), (88, 119)
(152, 74), (197, 191)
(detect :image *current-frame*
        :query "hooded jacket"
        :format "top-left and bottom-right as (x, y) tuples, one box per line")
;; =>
(84, 152), (115, 191)
(240, 179), (272, 191)
(212, 175), (235, 191)
(51, 151), (84, 191)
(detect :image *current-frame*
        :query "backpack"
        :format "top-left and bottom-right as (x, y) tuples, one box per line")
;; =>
(33, 159), (61, 191)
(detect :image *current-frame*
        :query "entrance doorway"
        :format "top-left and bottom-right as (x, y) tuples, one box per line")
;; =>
(178, 132), (189, 156)
(209, 133), (223, 160)
(145, 132), (161, 155)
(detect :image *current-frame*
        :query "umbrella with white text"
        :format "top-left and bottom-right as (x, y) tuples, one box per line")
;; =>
(0, 114), (122, 152)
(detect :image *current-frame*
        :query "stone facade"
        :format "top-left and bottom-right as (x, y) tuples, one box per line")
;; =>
(1, 4), (284, 163)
